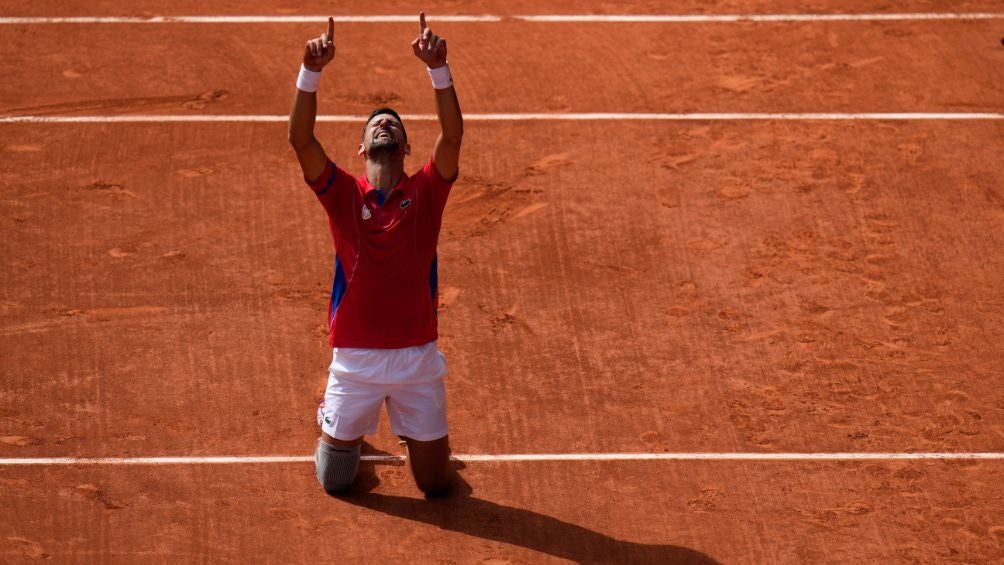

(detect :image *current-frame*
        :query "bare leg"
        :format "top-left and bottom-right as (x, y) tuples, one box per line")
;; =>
(321, 431), (363, 448)
(402, 434), (452, 497)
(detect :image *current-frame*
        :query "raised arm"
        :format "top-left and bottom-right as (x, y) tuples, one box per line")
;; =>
(412, 12), (463, 181)
(289, 17), (336, 184)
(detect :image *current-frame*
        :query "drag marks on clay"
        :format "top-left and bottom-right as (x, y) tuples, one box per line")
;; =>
(511, 202), (548, 219)
(1, 90), (229, 116)
(5, 536), (49, 560)
(58, 483), (126, 511)
(0, 436), (37, 447)
(446, 177), (518, 237)
(80, 180), (138, 200)
(176, 167), (215, 178)
(445, 170), (546, 238)
(0, 301), (20, 316)
(2, 144), (43, 152)
(0, 305), (173, 336)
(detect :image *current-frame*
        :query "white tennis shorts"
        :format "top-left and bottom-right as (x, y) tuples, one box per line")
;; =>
(316, 341), (449, 442)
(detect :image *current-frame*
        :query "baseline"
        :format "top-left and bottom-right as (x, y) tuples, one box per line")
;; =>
(2, 452), (1004, 465)
(2, 113), (1003, 124)
(1, 13), (1002, 24)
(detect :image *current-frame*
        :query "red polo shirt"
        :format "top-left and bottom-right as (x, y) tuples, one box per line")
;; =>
(307, 158), (453, 348)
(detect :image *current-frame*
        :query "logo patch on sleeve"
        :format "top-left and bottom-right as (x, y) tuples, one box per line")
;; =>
(400, 198), (412, 209)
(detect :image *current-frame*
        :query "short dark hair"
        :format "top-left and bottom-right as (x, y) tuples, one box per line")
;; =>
(364, 107), (407, 143)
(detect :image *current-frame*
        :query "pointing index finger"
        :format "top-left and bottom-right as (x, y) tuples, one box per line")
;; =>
(419, 12), (427, 33)
(326, 16), (334, 44)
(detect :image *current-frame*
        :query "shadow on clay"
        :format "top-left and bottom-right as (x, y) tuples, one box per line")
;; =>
(332, 447), (721, 565)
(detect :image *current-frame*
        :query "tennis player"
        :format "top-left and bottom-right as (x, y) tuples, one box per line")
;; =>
(288, 13), (463, 496)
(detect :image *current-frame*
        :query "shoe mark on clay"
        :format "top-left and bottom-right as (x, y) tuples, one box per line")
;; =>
(717, 176), (752, 201)
(686, 487), (725, 512)
(661, 151), (704, 170)
(267, 508), (316, 531)
(437, 285), (461, 310)
(725, 379), (788, 447)
(523, 152), (572, 176)
(657, 185), (681, 209)
(665, 280), (707, 318)
(378, 466), (407, 484)
(546, 94), (571, 112)
(840, 172), (869, 195)
(181, 89), (229, 110)
(896, 142), (926, 164)
(798, 501), (874, 530)
(717, 75), (761, 94)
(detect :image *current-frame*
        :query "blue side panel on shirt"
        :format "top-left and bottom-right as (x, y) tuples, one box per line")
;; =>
(316, 162), (337, 195)
(330, 256), (347, 322)
(429, 254), (439, 316)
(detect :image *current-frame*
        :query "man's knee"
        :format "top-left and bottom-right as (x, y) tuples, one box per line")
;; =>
(403, 436), (452, 497)
(417, 474), (451, 498)
(315, 440), (361, 495)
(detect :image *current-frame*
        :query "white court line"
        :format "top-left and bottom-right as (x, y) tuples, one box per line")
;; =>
(1, 113), (1002, 124)
(0, 13), (1001, 24)
(2, 452), (1003, 465)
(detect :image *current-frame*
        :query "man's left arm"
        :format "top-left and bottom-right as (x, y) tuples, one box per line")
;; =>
(412, 12), (463, 181)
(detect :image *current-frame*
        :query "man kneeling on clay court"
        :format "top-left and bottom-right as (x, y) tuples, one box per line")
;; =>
(288, 14), (463, 496)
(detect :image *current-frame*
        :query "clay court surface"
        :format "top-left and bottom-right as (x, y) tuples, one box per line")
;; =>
(2, 1), (1004, 563)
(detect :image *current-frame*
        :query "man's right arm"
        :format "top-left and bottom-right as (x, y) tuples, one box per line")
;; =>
(289, 17), (336, 184)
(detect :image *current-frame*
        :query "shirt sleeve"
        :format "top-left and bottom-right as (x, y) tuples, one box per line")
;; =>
(306, 160), (354, 216)
(416, 158), (456, 216)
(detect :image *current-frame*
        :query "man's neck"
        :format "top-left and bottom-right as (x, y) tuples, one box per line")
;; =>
(365, 155), (405, 197)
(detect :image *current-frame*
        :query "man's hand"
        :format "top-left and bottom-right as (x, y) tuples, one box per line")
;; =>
(303, 17), (336, 72)
(411, 12), (447, 68)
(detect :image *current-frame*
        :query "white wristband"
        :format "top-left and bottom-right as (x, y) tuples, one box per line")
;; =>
(296, 64), (322, 93)
(427, 64), (452, 90)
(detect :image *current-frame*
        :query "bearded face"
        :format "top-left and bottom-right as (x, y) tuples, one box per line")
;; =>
(364, 114), (407, 157)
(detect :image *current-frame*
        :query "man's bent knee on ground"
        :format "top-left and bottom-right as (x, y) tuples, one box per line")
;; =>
(403, 434), (452, 497)
(315, 435), (363, 494)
